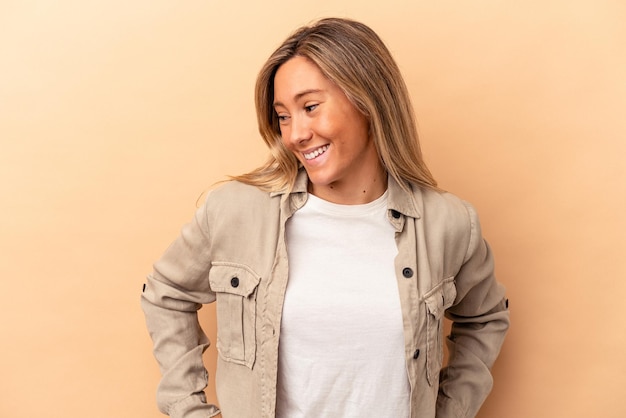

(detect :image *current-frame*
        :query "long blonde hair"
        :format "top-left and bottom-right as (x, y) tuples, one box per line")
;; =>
(233, 17), (438, 192)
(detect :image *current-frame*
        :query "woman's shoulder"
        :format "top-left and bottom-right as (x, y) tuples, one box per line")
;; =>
(417, 186), (474, 216)
(202, 179), (278, 213)
(414, 185), (481, 239)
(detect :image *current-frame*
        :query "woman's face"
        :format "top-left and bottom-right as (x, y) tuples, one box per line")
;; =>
(273, 56), (384, 204)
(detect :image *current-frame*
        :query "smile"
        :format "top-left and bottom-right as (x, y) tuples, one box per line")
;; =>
(303, 145), (329, 160)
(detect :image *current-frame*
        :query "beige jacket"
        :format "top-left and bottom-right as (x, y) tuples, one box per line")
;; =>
(141, 170), (509, 418)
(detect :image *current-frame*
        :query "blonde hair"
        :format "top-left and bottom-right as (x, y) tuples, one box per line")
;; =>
(233, 17), (438, 192)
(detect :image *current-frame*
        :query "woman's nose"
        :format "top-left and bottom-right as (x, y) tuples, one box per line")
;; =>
(287, 115), (313, 145)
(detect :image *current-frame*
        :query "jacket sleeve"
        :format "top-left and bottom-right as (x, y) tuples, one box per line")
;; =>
(140, 200), (221, 418)
(436, 202), (510, 418)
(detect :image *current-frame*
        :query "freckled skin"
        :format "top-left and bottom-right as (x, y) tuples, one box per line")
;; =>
(273, 56), (387, 204)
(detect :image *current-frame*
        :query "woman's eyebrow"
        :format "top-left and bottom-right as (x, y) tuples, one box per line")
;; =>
(274, 89), (323, 107)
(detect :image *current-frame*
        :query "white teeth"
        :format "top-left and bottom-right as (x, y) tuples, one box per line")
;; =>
(304, 145), (329, 160)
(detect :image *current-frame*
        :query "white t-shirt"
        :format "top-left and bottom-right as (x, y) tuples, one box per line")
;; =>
(276, 191), (410, 418)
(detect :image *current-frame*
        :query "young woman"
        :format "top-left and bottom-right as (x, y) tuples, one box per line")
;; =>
(142, 17), (509, 418)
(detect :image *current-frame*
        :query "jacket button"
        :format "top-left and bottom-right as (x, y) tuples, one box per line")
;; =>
(391, 209), (401, 219)
(402, 267), (413, 278)
(230, 277), (239, 288)
(413, 349), (420, 359)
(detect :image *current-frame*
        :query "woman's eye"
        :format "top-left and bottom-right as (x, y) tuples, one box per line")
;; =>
(305, 104), (318, 112)
(277, 114), (289, 124)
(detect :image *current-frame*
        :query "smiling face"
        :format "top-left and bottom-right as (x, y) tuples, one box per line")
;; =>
(273, 56), (386, 204)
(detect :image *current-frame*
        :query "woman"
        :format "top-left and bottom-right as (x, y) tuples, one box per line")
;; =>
(142, 17), (509, 418)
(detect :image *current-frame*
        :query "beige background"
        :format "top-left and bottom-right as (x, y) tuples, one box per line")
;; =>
(1, 1), (625, 417)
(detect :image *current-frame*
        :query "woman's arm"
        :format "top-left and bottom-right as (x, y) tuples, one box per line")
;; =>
(437, 202), (510, 418)
(141, 202), (220, 418)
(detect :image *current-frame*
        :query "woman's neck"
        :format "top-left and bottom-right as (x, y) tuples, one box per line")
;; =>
(308, 168), (388, 205)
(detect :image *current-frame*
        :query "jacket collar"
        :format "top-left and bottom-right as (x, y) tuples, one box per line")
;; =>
(387, 174), (421, 220)
(271, 168), (422, 222)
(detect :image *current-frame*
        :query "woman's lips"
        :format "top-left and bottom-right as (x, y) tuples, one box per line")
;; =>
(303, 144), (329, 160)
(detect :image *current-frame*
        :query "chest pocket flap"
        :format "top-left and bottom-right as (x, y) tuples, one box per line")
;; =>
(424, 277), (456, 320)
(209, 262), (261, 368)
(209, 262), (261, 297)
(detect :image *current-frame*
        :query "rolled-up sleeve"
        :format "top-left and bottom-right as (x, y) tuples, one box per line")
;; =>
(437, 202), (510, 418)
(141, 200), (221, 417)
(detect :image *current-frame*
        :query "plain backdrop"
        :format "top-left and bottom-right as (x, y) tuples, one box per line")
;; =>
(1, 1), (625, 417)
